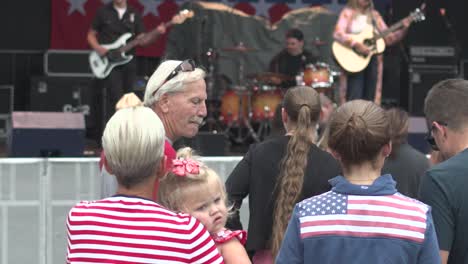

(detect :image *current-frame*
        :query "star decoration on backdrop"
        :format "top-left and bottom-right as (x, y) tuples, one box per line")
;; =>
(250, 0), (271, 18)
(67, 0), (88, 15)
(139, 0), (160, 16)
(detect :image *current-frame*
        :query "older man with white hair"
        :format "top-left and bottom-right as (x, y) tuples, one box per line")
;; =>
(100, 59), (208, 198)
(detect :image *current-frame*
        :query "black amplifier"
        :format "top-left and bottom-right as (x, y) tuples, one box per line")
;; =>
(409, 46), (458, 66)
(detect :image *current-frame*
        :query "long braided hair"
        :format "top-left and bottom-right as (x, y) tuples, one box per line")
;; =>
(271, 86), (321, 257)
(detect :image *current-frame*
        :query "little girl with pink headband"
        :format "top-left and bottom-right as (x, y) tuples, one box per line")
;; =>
(158, 147), (251, 264)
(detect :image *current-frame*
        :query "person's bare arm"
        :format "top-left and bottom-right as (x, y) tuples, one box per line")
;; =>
(218, 239), (251, 264)
(87, 29), (107, 56)
(440, 250), (449, 264)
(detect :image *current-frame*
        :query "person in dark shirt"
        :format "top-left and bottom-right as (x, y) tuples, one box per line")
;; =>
(269, 28), (317, 88)
(226, 86), (340, 262)
(419, 79), (468, 264)
(87, 0), (165, 141)
(382, 107), (429, 198)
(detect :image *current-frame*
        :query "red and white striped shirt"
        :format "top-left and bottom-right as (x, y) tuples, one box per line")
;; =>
(66, 196), (224, 264)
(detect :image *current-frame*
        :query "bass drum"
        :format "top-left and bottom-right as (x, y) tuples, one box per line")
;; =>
(252, 89), (283, 121)
(219, 89), (248, 125)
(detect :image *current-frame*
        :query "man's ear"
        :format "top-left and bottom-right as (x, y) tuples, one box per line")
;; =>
(158, 94), (170, 113)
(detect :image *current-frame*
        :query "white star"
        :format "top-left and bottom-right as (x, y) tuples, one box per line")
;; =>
(139, 0), (160, 17)
(67, 0), (87, 15)
(250, 0), (270, 18)
(332, 210), (336, 213)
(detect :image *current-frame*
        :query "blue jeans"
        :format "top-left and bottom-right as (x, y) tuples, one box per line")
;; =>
(346, 56), (378, 101)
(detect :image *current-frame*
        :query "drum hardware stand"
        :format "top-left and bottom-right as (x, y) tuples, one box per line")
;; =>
(254, 106), (273, 141)
(203, 48), (224, 132)
(221, 42), (261, 143)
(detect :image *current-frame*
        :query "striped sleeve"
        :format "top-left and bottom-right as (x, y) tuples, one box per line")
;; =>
(186, 218), (224, 264)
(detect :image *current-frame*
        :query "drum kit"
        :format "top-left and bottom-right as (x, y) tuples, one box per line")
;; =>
(203, 42), (341, 145)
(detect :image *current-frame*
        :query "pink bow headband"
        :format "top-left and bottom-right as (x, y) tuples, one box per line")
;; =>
(172, 158), (201, 176)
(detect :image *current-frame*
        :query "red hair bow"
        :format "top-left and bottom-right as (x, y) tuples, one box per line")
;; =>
(172, 158), (200, 176)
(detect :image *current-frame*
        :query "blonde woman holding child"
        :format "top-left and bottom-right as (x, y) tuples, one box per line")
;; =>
(158, 147), (251, 264)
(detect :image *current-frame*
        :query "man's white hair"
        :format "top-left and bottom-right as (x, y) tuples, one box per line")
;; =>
(144, 60), (205, 107)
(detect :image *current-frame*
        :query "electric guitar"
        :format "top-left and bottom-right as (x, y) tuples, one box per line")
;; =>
(332, 6), (425, 73)
(89, 9), (194, 79)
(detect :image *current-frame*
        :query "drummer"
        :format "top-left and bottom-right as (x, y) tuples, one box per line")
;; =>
(270, 28), (318, 88)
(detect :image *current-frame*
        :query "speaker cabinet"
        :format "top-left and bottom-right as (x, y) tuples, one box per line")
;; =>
(408, 65), (458, 116)
(8, 112), (85, 157)
(0, 85), (13, 115)
(29, 76), (98, 131)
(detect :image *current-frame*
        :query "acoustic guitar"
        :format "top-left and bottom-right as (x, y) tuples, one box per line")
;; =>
(332, 6), (425, 73)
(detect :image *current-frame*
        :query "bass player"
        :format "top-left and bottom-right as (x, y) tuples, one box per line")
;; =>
(87, 0), (165, 143)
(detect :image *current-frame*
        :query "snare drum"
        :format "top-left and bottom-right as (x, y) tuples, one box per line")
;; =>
(220, 90), (248, 125)
(303, 62), (334, 90)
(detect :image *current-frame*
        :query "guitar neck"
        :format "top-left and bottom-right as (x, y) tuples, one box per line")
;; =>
(120, 20), (173, 53)
(373, 16), (408, 40)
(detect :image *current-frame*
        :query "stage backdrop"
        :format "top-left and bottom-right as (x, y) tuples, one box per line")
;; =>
(49, 0), (364, 57)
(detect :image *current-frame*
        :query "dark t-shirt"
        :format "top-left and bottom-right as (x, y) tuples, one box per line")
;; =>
(225, 135), (341, 252)
(269, 49), (317, 88)
(419, 148), (468, 264)
(382, 143), (429, 198)
(91, 3), (145, 52)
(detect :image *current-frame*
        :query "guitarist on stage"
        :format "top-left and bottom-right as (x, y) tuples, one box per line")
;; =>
(333, 0), (410, 104)
(87, 0), (165, 141)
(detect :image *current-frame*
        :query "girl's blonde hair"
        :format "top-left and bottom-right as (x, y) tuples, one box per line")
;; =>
(157, 147), (227, 212)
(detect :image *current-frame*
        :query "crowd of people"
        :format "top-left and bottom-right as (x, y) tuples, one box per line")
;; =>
(65, 0), (468, 263)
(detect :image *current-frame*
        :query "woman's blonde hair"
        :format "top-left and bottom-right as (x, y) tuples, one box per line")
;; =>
(102, 106), (165, 188)
(157, 147), (227, 212)
(271, 86), (321, 258)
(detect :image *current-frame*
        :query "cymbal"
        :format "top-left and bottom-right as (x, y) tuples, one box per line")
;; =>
(312, 40), (327, 46)
(222, 43), (257, 52)
(247, 72), (292, 85)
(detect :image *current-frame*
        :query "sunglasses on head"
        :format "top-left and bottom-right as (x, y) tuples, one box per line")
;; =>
(425, 121), (448, 151)
(153, 59), (196, 95)
(164, 59), (196, 84)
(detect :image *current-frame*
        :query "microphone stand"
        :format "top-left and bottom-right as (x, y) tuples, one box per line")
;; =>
(440, 9), (461, 71)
